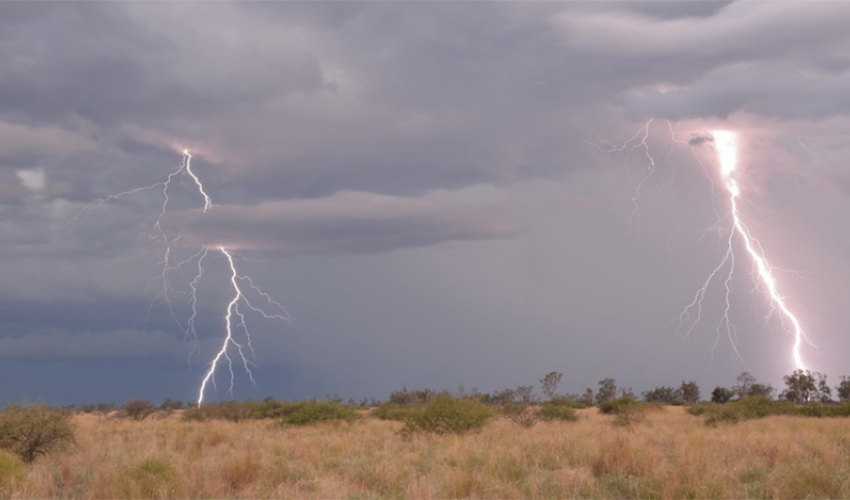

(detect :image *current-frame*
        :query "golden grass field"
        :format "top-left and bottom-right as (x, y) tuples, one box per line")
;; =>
(5, 406), (850, 499)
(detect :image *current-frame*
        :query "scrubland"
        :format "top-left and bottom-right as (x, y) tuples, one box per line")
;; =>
(3, 406), (850, 499)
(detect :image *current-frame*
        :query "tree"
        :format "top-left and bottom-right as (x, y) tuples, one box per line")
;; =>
(596, 378), (617, 404)
(817, 374), (832, 403)
(748, 383), (775, 399)
(780, 370), (819, 404)
(642, 386), (677, 404)
(679, 381), (700, 404)
(733, 372), (756, 399)
(837, 376), (850, 403)
(121, 399), (157, 421)
(711, 386), (734, 404)
(159, 398), (184, 411)
(486, 389), (516, 406)
(514, 386), (538, 405)
(540, 372), (563, 401)
(733, 372), (774, 400)
(0, 404), (75, 463)
(578, 388), (594, 405)
(389, 388), (434, 406)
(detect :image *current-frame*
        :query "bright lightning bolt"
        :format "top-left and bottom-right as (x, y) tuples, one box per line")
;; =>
(678, 131), (812, 370)
(70, 150), (288, 406)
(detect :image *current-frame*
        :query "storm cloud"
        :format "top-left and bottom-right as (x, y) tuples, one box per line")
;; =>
(2, 1), (849, 405)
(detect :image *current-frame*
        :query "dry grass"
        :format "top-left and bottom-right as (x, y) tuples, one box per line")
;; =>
(5, 406), (850, 498)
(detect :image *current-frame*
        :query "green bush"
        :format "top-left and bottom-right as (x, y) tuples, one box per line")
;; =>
(401, 395), (492, 435)
(538, 397), (579, 422)
(688, 397), (821, 426)
(278, 401), (359, 426)
(598, 397), (637, 415)
(0, 449), (25, 492)
(0, 403), (75, 463)
(374, 402), (422, 422)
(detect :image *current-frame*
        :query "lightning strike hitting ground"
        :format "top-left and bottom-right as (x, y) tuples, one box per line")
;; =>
(588, 123), (813, 370)
(678, 131), (811, 371)
(71, 151), (288, 405)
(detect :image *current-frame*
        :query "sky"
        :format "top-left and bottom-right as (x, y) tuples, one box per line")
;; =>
(2, 1), (850, 406)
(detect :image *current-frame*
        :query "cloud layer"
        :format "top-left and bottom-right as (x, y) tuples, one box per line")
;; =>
(1, 2), (849, 404)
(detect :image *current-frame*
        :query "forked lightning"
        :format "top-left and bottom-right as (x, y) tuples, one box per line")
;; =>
(678, 131), (810, 370)
(72, 151), (288, 405)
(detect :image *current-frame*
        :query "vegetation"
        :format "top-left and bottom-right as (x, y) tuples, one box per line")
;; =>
(501, 403), (539, 428)
(121, 399), (158, 421)
(5, 369), (850, 497)
(711, 386), (734, 404)
(0, 450), (25, 493)
(539, 371), (562, 400)
(595, 378), (618, 404)
(4, 404), (850, 498)
(181, 399), (358, 426)
(0, 403), (75, 463)
(400, 395), (492, 436)
(538, 396), (580, 422)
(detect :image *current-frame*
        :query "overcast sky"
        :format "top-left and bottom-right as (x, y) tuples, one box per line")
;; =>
(2, 1), (850, 405)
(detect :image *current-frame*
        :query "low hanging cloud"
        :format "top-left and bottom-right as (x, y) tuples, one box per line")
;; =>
(179, 190), (521, 256)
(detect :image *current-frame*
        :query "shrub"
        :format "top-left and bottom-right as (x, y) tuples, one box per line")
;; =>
(711, 386), (734, 404)
(538, 397), (579, 422)
(690, 396), (808, 426)
(278, 401), (358, 426)
(388, 388), (435, 406)
(502, 403), (539, 428)
(612, 408), (646, 428)
(401, 395), (492, 435)
(0, 449), (26, 491)
(642, 386), (677, 404)
(121, 399), (157, 421)
(374, 402), (422, 422)
(0, 403), (75, 463)
(159, 398), (185, 411)
(598, 397), (637, 415)
(213, 400), (259, 422)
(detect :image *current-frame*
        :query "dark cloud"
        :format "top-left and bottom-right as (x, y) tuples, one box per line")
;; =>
(688, 134), (713, 146)
(1, 1), (850, 405)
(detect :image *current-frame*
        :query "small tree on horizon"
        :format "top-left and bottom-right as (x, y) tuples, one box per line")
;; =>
(782, 370), (814, 404)
(540, 372), (563, 401)
(711, 386), (734, 404)
(121, 399), (157, 421)
(578, 388), (594, 405)
(781, 370), (828, 404)
(837, 376), (850, 402)
(596, 378), (617, 404)
(679, 381), (700, 405)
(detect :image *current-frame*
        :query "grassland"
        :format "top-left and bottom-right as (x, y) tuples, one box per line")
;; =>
(4, 406), (850, 499)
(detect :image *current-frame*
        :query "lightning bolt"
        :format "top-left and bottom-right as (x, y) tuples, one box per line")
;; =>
(678, 131), (812, 370)
(70, 150), (289, 405)
(587, 123), (814, 370)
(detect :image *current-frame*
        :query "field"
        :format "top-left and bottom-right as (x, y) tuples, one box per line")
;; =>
(5, 406), (850, 499)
